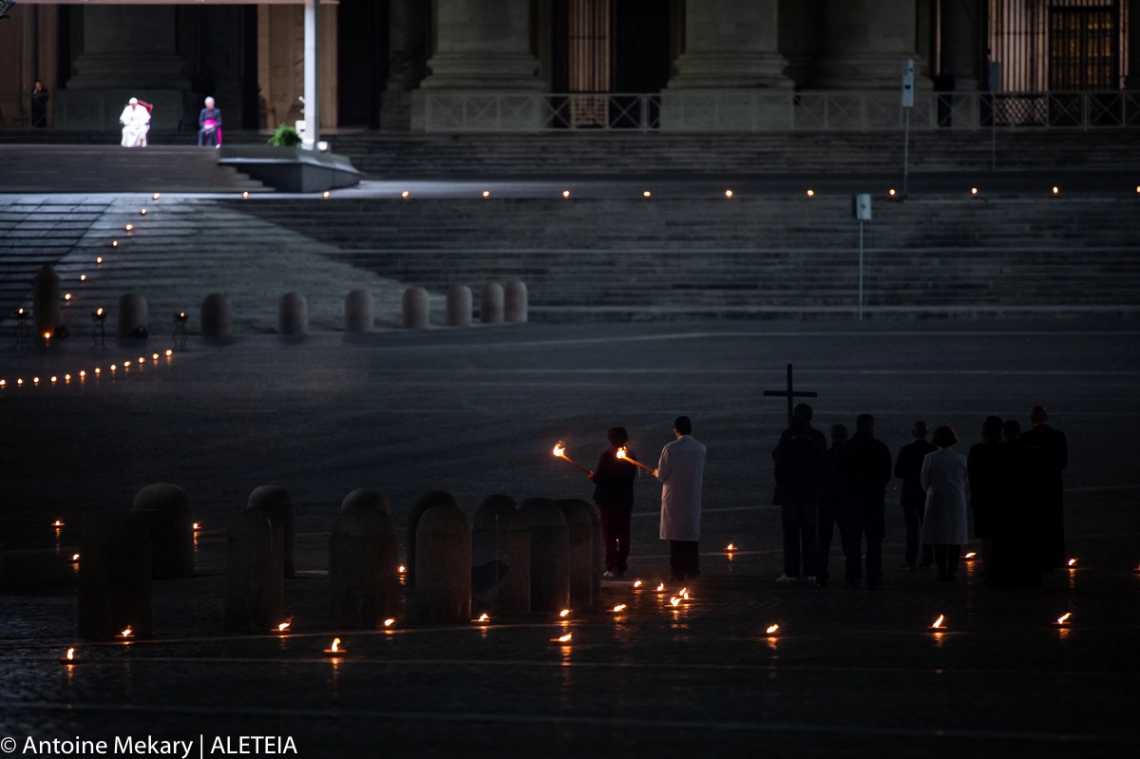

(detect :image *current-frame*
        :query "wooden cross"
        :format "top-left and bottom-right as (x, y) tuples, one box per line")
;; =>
(763, 363), (818, 428)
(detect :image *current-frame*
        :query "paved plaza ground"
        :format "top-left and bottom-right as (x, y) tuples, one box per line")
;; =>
(1, 320), (1138, 757)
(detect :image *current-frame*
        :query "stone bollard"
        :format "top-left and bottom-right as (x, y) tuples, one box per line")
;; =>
(414, 499), (472, 623)
(345, 290), (374, 333)
(518, 498), (570, 613)
(248, 486), (296, 578)
(330, 489), (398, 628)
(79, 511), (152, 640)
(481, 283), (504, 324)
(472, 495), (530, 615)
(505, 280), (528, 324)
(556, 499), (595, 610)
(446, 285), (473, 327)
(117, 294), (149, 339)
(403, 286), (430, 329)
(33, 264), (61, 339)
(201, 294), (233, 339)
(131, 483), (194, 580)
(406, 491), (457, 588)
(278, 293), (308, 336)
(585, 500), (603, 607)
(224, 506), (284, 633)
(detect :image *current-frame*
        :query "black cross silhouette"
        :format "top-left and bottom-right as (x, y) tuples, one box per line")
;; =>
(763, 363), (818, 428)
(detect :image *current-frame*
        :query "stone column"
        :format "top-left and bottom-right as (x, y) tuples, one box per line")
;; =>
(940, 0), (980, 90)
(662, 0), (791, 130)
(412, 0), (545, 130)
(1127, 0), (1140, 90)
(811, 0), (931, 90)
(381, 0), (428, 130)
(58, 7), (189, 130)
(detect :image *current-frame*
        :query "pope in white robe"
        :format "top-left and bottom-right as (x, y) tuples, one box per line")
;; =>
(120, 98), (151, 148)
(654, 416), (707, 580)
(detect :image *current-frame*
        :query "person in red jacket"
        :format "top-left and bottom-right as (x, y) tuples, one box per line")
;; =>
(589, 427), (639, 579)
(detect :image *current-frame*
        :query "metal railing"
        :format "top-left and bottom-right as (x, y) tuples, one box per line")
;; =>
(420, 90), (1140, 133)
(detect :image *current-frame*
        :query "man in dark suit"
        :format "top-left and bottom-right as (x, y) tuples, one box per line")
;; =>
(815, 423), (848, 588)
(1021, 406), (1068, 571)
(775, 416), (825, 582)
(894, 420), (936, 569)
(837, 414), (893, 588)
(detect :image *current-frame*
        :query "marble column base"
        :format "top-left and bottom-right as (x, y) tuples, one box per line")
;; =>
(811, 53), (932, 90)
(668, 52), (794, 90)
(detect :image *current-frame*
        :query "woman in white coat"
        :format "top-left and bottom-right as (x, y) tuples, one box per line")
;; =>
(920, 426), (969, 582)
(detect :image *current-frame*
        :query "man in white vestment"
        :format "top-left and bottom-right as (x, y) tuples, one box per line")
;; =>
(654, 415), (707, 581)
(120, 98), (151, 148)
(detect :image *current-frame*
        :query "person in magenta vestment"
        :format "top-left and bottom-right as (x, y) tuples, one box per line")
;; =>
(198, 96), (222, 147)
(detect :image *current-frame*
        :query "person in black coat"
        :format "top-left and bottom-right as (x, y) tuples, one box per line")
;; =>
(775, 416), (825, 581)
(589, 426), (638, 578)
(771, 403), (828, 505)
(31, 81), (49, 128)
(967, 416), (1004, 574)
(990, 419), (1042, 588)
(836, 414), (893, 588)
(1022, 406), (1068, 571)
(894, 420), (936, 569)
(815, 424), (848, 588)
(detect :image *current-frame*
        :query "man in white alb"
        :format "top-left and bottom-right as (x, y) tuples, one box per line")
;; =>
(654, 415), (707, 581)
(120, 98), (151, 148)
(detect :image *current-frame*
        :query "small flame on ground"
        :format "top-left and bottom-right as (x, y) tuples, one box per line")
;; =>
(642, 191), (651, 197)
(329, 637), (341, 653)
(52, 520), (64, 527)
(1067, 558), (1078, 567)
(655, 583), (665, 592)
(726, 543), (736, 551)
(71, 553), (80, 562)
(119, 626), (133, 638)
(611, 604), (627, 613)
(806, 189), (815, 197)
(555, 633), (572, 643)
(65, 648), (75, 661)
(559, 609), (571, 618)
(384, 618), (395, 628)
(766, 624), (780, 635)
(477, 614), (490, 623)
(964, 552), (977, 559)
(1056, 612), (1072, 625)
(401, 191), (410, 198)
(398, 565), (407, 573)
(725, 189), (733, 198)
(669, 597), (681, 607)
(277, 619), (292, 632)
(633, 580), (643, 588)
(193, 522), (201, 530)
(562, 190), (570, 198)
(931, 615), (945, 629)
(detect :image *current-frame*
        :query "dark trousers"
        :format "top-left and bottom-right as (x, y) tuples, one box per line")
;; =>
(935, 544), (960, 577)
(198, 127), (219, 146)
(596, 503), (632, 573)
(781, 501), (817, 577)
(669, 540), (700, 580)
(902, 498), (934, 567)
(816, 502), (841, 585)
(843, 506), (884, 585)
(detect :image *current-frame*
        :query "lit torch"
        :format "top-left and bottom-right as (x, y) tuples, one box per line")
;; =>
(552, 441), (590, 475)
(615, 447), (654, 473)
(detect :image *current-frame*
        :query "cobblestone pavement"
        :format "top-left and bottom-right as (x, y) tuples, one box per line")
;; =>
(1, 321), (1138, 757)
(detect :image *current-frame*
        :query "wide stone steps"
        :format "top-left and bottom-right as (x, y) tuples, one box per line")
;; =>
(0, 146), (268, 193)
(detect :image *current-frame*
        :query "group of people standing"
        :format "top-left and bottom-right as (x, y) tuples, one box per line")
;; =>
(118, 96), (222, 148)
(776, 405), (1068, 589)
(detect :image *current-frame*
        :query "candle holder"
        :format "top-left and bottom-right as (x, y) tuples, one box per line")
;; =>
(13, 308), (30, 350)
(323, 637), (346, 657)
(172, 312), (188, 352)
(91, 308), (107, 348)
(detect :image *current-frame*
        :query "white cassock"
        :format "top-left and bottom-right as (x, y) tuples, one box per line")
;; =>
(120, 105), (150, 148)
(920, 447), (969, 545)
(656, 434), (707, 541)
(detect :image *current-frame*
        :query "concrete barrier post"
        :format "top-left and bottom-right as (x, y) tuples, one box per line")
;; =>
(117, 294), (149, 339)
(78, 511), (152, 640)
(201, 294), (233, 339)
(446, 285), (473, 327)
(345, 290), (375, 333)
(330, 489), (399, 628)
(224, 507), (284, 632)
(481, 283), (504, 324)
(131, 483), (194, 580)
(505, 280), (528, 324)
(278, 293), (308, 335)
(248, 486), (296, 578)
(518, 498), (570, 612)
(414, 499), (472, 623)
(472, 495), (530, 615)
(403, 287), (430, 329)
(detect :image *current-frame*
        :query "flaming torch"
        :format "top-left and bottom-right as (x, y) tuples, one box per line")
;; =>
(552, 441), (590, 474)
(615, 447), (654, 473)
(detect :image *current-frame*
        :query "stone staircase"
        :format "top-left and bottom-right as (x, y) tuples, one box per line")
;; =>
(0, 146), (268, 193)
(1, 129), (1138, 177)
(235, 194), (1140, 318)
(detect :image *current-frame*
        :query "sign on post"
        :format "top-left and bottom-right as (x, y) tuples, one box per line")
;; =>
(853, 194), (871, 321)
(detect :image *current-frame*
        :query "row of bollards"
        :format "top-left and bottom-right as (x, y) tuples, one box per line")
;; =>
(29, 282), (527, 341)
(75, 485), (600, 639)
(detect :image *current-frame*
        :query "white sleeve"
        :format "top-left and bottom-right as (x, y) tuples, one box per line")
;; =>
(656, 447), (672, 482)
(920, 452), (933, 491)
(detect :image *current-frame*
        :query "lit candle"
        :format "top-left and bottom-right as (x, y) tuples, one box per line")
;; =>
(552, 633), (572, 645)
(475, 613), (490, 623)
(323, 637), (345, 657)
(562, 190), (570, 198)
(64, 293), (72, 301)
(71, 553), (79, 562)
(1054, 613), (1072, 627)
(610, 604), (627, 613)
(655, 583), (665, 593)
(80, 274), (86, 281)
(930, 615), (945, 629)
(50, 376), (57, 384)
(971, 187), (979, 195)
(632, 580), (643, 589)
(140, 209), (147, 216)
(79, 371), (86, 379)
(94, 368), (101, 375)
(323, 191), (331, 199)
(153, 193), (161, 201)
(766, 624), (779, 635)
(165, 349), (173, 357)
(806, 189), (815, 197)
(559, 609), (571, 619)
(193, 523), (200, 530)
(482, 191), (490, 198)
(726, 543), (737, 552)
(398, 565), (406, 574)
(401, 191), (410, 198)
(1067, 558), (1078, 568)
(963, 552), (977, 560)
(724, 190), (733, 198)
(615, 447), (654, 473)
(152, 353), (159, 360)
(52, 520), (64, 528)
(383, 618), (396, 628)
(0, 380), (6, 387)
(552, 441), (590, 474)
(242, 191), (249, 200)
(642, 191), (651, 198)
(117, 625), (134, 640)
(1052, 186), (1059, 195)
(59, 648), (82, 665)
(889, 188), (896, 196)
(125, 224), (134, 232)
(276, 619), (292, 634)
